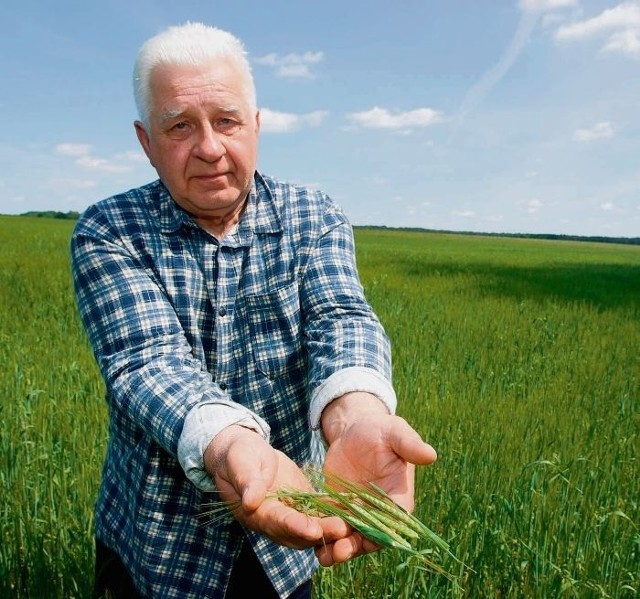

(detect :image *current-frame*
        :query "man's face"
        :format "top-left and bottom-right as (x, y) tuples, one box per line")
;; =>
(135, 59), (260, 224)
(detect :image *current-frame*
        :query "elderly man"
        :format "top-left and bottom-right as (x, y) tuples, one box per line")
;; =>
(72, 22), (437, 599)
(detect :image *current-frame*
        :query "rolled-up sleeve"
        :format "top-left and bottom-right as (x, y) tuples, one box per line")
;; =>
(177, 400), (271, 491)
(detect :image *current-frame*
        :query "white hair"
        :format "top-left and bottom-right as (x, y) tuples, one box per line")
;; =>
(133, 22), (257, 126)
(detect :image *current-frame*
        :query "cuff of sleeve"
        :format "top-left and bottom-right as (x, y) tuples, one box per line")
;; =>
(177, 401), (271, 492)
(308, 367), (397, 431)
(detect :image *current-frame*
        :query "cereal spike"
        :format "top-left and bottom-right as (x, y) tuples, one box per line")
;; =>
(334, 498), (414, 550)
(365, 482), (451, 553)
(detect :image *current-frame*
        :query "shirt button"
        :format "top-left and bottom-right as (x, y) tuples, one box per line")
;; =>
(219, 382), (227, 391)
(218, 307), (227, 317)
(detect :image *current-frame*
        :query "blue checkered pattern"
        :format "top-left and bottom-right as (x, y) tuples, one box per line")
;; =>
(71, 172), (393, 597)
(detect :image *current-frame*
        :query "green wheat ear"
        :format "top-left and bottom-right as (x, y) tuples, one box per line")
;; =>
(200, 465), (463, 581)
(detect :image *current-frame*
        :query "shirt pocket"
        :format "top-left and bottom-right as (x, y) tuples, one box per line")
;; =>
(246, 281), (302, 377)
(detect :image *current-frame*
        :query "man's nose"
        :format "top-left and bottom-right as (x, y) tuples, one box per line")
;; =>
(194, 124), (225, 160)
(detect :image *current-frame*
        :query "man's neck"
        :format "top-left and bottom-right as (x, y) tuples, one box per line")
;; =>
(196, 197), (248, 240)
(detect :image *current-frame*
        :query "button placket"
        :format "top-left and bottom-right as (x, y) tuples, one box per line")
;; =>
(214, 245), (242, 392)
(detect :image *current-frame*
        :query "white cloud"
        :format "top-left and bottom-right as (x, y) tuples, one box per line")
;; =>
(50, 178), (96, 189)
(555, 2), (640, 58)
(519, 0), (578, 13)
(55, 143), (91, 157)
(259, 108), (328, 133)
(556, 2), (640, 38)
(573, 121), (615, 142)
(526, 199), (545, 213)
(452, 210), (477, 218)
(114, 150), (148, 163)
(603, 28), (640, 55)
(601, 202), (615, 210)
(54, 142), (137, 173)
(254, 51), (324, 79)
(347, 106), (442, 131)
(75, 155), (132, 173)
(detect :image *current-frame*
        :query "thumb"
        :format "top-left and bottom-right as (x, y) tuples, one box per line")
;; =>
(235, 446), (278, 512)
(213, 431), (276, 511)
(242, 475), (270, 512)
(390, 418), (438, 466)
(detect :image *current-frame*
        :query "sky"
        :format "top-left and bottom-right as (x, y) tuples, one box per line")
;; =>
(2, 0), (640, 237)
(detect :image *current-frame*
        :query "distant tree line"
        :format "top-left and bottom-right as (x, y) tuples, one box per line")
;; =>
(16, 210), (81, 220)
(356, 226), (640, 246)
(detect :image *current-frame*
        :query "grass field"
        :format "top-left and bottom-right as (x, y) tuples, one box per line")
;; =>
(1, 216), (638, 598)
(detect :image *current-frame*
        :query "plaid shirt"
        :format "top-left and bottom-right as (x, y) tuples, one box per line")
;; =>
(71, 172), (395, 598)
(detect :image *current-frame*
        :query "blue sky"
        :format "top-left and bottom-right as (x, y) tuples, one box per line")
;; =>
(2, 0), (639, 237)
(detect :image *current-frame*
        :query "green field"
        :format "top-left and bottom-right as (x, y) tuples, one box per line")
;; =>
(1, 216), (638, 598)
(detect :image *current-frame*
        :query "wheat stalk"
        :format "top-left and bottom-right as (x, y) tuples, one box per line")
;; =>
(201, 467), (461, 580)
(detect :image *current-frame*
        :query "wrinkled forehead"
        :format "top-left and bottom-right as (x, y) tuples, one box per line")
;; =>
(148, 59), (255, 111)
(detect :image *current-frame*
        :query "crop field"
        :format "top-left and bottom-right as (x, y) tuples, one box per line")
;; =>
(1, 215), (638, 598)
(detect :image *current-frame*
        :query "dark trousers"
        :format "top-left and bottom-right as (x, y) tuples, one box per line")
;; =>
(94, 538), (312, 598)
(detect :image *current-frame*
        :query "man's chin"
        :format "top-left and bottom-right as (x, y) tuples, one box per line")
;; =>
(190, 190), (247, 212)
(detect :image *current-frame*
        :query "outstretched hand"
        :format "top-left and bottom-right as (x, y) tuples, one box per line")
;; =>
(204, 425), (349, 549)
(317, 394), (437, 566)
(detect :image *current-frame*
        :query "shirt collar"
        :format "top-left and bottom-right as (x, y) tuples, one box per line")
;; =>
(157, 172), (283, 237)
(157, 181), (197, 234)
(245, 171), (282, 235)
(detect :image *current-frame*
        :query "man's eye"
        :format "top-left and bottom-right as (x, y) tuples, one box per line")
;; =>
(173, 122), (188, 130)
(217, 118), (238, 131)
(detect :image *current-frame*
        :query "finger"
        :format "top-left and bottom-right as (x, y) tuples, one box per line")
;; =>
(328, 532), (366, 564)
(246, 500), (324, 548)
(315, 543), (336, 567)
(315, 530), (381, 566)
(389, 419), (437, 465)
(361, 537), (381, 554)
(241, 476), (270, 512)
(229, 451), (277, 512)
(212, 432), (276, 509)
(318, 516), (352, 543)
(281, 507), (323, 542)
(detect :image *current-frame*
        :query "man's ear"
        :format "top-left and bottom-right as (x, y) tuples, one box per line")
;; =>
(255, 110), (261, 135)
(134, 121), (154, 166)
